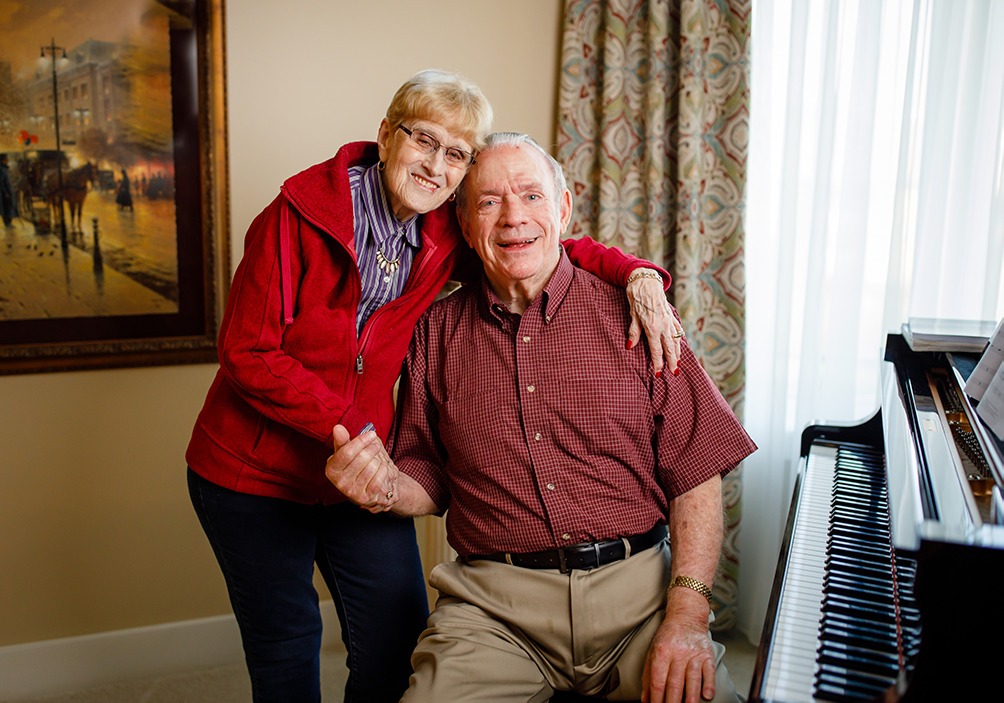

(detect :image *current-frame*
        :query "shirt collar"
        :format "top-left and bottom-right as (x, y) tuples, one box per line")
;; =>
(360, 164), (421, 249)
(479, 247), (574, 325)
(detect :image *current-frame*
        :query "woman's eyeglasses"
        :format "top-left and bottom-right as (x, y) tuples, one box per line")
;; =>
(397, 125), (476, 168)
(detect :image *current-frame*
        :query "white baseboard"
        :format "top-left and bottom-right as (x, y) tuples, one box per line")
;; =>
(0, 600), (342, 701)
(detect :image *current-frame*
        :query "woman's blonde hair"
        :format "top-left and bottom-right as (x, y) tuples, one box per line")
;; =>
(385, 69), (494, 152)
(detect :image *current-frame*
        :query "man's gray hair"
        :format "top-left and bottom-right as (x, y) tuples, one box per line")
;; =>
(456, 132), (568, 214)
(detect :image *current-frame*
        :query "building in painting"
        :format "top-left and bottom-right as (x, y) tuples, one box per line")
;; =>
(25, 40), (129, 152)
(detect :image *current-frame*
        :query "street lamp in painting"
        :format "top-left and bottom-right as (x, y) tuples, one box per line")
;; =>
(39, 38), (69, 244)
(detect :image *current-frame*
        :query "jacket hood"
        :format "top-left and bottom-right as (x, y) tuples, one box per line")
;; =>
(281, 141), (373, 233)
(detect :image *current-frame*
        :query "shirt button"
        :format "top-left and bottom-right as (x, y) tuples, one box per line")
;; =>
(534, 432), (542, 441)
(546, 483), (555, 491)
(562, 533), (571, 541)
(526, 384), (535, 393)
(523, 336), (531, 343)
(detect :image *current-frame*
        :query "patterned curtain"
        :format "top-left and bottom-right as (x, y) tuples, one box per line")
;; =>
(557, 0), (750, 629)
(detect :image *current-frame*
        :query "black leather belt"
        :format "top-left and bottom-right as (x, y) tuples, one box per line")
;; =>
(468, 524), (668, 574)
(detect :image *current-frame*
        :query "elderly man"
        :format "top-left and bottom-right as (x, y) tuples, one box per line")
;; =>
(326, 132), (756, 703)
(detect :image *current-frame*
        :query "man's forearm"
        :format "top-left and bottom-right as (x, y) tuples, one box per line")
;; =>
(642, 474), (726, 702)
(666, 475), (723, 617)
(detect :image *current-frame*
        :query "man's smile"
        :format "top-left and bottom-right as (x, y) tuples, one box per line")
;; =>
(497, 236), (539, 249)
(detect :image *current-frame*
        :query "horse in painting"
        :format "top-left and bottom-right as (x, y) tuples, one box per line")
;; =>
(44, 162), (97, 233)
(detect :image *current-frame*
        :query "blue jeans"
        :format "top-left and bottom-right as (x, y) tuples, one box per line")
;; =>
(188, 469), (429, 702)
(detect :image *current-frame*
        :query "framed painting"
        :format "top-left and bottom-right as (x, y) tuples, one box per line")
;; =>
(0, 0), (229, 374)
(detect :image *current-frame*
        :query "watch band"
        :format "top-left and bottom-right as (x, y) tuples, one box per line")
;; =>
(670, 575), (713, 603)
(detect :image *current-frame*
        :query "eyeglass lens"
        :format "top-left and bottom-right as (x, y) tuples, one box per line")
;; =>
(400, 125), (472, 166)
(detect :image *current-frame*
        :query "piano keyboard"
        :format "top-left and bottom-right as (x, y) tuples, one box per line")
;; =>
(760, 442), (920, 702)
(760, 445), (835, 701)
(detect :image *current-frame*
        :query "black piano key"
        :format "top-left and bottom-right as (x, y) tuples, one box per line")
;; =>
(830, 512), (888, 528)
(822, 587), (895, 611)
(832, 491), (888, 507)
(815, 677), (896, 703)
(817, 639), (901, 668)
(821, 597), (898, 625)
(826, 550), (892, 571)
(826, 546), (891, 566)
(817, 623), (899, 654)
(828, 516), (890, 534)
(829, 513), (892, 533)
(821, 611), (899, 638)
(832, 474), (885, 490)
(819, 624), (898, 646)
(816, 669), (898, 696)
(815, 664), (897, 698)
(826, 534), (892, 557)
(825, 560), (895, 585)
(823, 582), (895, 606)
(820, 617), (898, 641)
(830, 510), (890, 530)
(830, 497), (885, 513)
(827, 545), (892, 567)
(817, 649), (899, 678)
(826, 538), (889, 557)
(824, 571), (896, 594)
(831, 472), (884, 485)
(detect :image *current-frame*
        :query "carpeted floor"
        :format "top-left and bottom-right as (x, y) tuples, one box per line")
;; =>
(6, 633), (757, 702)
(5, 648), (347, 703)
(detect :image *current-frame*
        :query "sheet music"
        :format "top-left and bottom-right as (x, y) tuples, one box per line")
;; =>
(976, 363), (1004, 440)
(968, 318), (1004, 440)
(965, 318), (1004, 401)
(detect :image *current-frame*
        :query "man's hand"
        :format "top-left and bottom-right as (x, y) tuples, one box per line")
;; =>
(326, 424), (399, 513)
(645, 475), (724, 702)
(641, 591), (717, 703)
(626, 268), (684, 376)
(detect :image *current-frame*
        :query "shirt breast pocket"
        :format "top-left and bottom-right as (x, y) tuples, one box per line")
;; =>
(548, 368), (652, 455)
(438, 374), (521, 469)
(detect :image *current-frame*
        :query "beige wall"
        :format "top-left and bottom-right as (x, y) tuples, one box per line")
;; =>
(0, 0), (562, 648)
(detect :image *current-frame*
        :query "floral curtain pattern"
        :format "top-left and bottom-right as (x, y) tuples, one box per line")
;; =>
(557, 0), (750, 628)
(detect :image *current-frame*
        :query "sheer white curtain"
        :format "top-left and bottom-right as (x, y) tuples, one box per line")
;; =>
(740, 0), (1004, 640)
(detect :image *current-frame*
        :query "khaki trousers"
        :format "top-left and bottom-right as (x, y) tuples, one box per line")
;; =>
(403, 541), (738, 702)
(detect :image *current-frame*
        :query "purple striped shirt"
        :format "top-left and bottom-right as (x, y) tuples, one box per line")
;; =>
(349, 164), (421, 334)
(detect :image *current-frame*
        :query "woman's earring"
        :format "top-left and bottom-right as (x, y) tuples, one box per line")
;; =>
(378, 161), (386, 172)
(448, 193), (456, 202)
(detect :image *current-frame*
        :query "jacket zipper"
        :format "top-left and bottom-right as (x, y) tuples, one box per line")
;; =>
(353, 242), (440, 378)
(285, 186), (450, 383)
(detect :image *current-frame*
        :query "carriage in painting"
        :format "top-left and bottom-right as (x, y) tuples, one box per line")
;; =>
(8, 149), (96, 234)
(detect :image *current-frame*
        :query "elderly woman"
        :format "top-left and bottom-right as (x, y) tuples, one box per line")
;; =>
(186, 69), (680, 703)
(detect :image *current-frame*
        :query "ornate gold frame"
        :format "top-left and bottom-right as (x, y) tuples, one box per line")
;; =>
(0, 0), (230, 374)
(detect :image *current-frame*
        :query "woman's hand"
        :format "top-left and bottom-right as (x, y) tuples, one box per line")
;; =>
(626, 269), (685, 376)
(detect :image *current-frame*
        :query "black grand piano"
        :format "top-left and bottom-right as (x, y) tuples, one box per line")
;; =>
(749, 333), (1004, 702)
